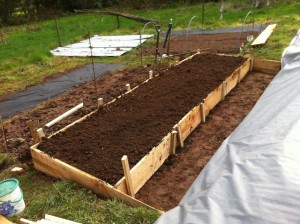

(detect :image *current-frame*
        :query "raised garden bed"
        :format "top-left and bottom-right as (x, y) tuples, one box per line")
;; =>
(31, 53), (251, 210)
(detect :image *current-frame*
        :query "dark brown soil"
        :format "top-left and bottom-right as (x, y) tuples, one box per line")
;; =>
(142, 32), (257, 56)
(39, 54), (245, 184)
(136, 72), (274, 211)
(0, 65), (167, 164)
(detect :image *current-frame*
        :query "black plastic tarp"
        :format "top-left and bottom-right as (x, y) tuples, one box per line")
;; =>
(0, 63), (122, 119)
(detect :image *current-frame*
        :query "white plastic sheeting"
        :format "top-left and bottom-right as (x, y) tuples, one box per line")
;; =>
(155, 29), (300, 224)
(51, 35), (153, 57)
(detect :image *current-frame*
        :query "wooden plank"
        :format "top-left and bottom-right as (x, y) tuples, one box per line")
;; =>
(115, 133), (172, 194)
(225, 69), (239, 95)
(30, 146), (162, 213)
(170, 130), (178, 155)
(26, 120), (40, 143)
(174, 124), (184, 148)
(251, 24), (277, 46)
(45, 214), (81, 224)
(0, 215), (13, 224)
(224, 59), (250, 96)
(240, 58), (251, 80)
(253, 59), (281, 75)
(176, 51), (200, 66)
(121, 155), (135, 198)
(178, 105), (201, 141)
(203, 84), (223, 117)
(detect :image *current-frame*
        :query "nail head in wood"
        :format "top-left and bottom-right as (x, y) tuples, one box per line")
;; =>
(121, 155), (135, 198)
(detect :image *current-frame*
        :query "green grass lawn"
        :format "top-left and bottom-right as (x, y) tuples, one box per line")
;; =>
(1, 1), (300, 223)
(0, 1), (300, 97)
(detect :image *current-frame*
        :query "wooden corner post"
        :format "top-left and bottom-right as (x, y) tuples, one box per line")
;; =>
(170, 130), (178, 154)
(121, 155), (135, 198)
(26, 120), (40, 143)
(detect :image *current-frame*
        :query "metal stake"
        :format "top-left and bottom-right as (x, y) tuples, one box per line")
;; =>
(155, 25), (161, 65)
(89, 34), (97, 93)
(55, 16), (62, 47)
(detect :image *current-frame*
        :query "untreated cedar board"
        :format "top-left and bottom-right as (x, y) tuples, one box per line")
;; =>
(225, 69), (239, 95)
(203, 84), (223, 117)
(30, 146), (162, 213)
(251, 24), (277, 46)
(0, 215), (13, 224)
(178, 105), (201, 141)
(240, 58), (251, 80)
(253, 59), (281, 75)
(115, 133), (172, 194)
(225, 59), (250, 94)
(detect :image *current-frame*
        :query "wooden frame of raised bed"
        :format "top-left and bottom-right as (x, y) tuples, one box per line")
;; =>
(30, 55), (278, 212)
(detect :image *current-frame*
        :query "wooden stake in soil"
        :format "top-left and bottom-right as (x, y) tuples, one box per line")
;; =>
(250, 57), (254, 72)
(200, 103), (206, 123)
(121, 155), (135, 197)
(26, 120), (40, 144)
(149, 70), (153, 79)
(171, 130), (178, 154)
(238, 67), (242, 83)
(126, 84), (131, 92)
(221, 82), (226, 100)
(54, 16), (62, 47)
(36, 128), (46, 141)
(98, 98), (104, 109)
(0, 115), (8, 153)
(174, 124), (184, 148)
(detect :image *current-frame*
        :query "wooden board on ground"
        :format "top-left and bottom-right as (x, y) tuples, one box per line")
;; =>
(251, 24), (277, 46)
(30, 146), (162, 213)
(253, 59), (281, 75)
(115, 133), (172, 194)
(178, 105), (202, 141)
(0, 215), (13, 224)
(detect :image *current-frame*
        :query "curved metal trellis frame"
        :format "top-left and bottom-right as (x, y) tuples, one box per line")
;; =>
(237, 10), (255, 49)
(185, 16), (199, 53)
(140, 21), (157, 66)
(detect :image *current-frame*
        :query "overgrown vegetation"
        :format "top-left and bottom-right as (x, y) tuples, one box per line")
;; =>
(0, 1), (300, 223)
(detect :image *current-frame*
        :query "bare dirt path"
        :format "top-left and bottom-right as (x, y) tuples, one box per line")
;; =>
(136, 72), (274, 211)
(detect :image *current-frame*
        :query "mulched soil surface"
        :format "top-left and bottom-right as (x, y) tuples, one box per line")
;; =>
(39, 54), (245, 185)
(136, 71), (274, 211)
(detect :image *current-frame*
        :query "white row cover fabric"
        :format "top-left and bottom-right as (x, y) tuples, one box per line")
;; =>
(155, 29), (300, 224)
(51, 35), (152, 57)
